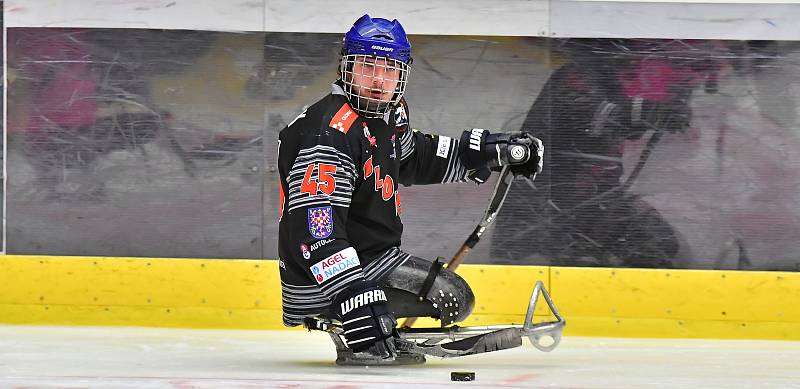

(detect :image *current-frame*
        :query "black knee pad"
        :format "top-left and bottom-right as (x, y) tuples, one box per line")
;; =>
(380, 256), (475, 325)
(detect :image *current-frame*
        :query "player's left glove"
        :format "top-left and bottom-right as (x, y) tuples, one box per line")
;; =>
(333, 280), (397, 358)
(459, 129), (544, 180)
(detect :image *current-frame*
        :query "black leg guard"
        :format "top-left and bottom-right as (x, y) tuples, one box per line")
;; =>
(379, 256), (475, 326)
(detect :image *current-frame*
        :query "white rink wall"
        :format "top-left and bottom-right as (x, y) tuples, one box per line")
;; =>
(5, 0), (800, 39)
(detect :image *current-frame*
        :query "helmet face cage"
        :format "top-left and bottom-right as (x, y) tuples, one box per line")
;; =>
(339, 54), (410, 118)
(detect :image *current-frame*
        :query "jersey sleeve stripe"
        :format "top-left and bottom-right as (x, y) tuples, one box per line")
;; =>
(318, 270), (365, 299)
(399, 129), (415, 161)
(287, 145), (357, 211)
(363, 247), (411, 280)
(441, 137), (468, 183)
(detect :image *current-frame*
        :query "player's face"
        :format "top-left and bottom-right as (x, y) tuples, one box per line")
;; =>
(349, 56), (401, 103)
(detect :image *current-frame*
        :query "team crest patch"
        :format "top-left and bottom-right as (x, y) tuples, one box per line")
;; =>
(329, 103), (357, 134)
(308, 206), (334, 239)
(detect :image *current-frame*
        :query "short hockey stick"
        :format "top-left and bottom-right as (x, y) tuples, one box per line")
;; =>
(401, 165), (522, 328)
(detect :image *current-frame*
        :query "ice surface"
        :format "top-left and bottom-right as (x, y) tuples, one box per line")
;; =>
(1, 325), (799, 389)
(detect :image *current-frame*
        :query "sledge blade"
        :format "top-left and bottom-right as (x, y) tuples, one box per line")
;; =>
(395, 328), (522, 358)
(304, 279), (566, 358)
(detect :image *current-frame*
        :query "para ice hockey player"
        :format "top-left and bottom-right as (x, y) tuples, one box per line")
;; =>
(277, 14), (544, 365)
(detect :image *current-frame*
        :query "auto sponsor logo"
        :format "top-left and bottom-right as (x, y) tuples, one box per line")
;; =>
(310, 239), (333, 251)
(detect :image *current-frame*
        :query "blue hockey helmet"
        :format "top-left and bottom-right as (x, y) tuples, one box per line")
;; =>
(339, 15), (413, 118)
(342, 14), (412, 64)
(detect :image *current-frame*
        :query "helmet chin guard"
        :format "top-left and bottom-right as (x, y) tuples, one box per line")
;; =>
(339, 14), (412, 118)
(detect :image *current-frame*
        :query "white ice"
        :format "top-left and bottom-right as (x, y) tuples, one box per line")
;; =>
(1, 325), (799, 389)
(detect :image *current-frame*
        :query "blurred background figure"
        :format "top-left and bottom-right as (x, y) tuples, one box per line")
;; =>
(7, 29), (165, 200)
(492, 39), (728, 268)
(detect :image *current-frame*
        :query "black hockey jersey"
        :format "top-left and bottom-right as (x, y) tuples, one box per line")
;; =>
(277, 83), (468, 326)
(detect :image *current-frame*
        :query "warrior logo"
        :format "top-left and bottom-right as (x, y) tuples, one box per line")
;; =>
(339, 289), (388, 316)
(469, 129), (484, 151)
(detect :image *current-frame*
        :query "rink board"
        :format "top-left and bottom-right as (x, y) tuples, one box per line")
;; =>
(1, 255), (799, 340)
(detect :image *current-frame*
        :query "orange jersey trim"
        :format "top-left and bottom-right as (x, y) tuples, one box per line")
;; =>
(329, 103), (357, 134)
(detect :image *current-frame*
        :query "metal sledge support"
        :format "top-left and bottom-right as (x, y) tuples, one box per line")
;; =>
(304, 280), (565, 359)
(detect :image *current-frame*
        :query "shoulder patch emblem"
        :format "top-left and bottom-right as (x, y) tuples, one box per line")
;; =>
(394, 105), (408, 128)
(436, 135), (451, 158)
(329, 103), (358, 134)
(308, 206), (334, 239)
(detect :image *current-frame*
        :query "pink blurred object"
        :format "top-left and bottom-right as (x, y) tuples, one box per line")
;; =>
(619, 58), (708, 102)
(9, 28), (98, 136)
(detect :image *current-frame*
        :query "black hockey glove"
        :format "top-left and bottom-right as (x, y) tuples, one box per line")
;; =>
(333, 280), (397, 358)
(459, 129), (544, 179)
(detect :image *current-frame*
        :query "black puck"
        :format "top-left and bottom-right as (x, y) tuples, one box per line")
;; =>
(451, 371), (475, 381)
